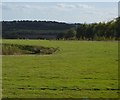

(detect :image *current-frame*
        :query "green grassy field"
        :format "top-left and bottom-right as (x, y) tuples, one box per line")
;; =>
(2, 39), (119, 98)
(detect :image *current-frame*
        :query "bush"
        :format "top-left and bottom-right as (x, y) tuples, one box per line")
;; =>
(2, 44), (59, 55)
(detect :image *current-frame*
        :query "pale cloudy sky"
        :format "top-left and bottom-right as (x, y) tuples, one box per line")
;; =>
(1, 2), (118, 23)
(1, 0), (120, 2)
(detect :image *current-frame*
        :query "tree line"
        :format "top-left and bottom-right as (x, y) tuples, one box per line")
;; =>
(2, 17), (120, 40)
(2, 20), (74, 39)
(57, 17), (120, 40)
(2, 20), (73, 31)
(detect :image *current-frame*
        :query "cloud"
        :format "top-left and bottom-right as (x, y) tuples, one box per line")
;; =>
(2, 3), (47, 12)
(56, 4), (76, 9)
(18, 5), (31, 9)
(2, 3), (11, 10)
(77, 4), (94, 9)
(56, 3), (94, 9)
(2, 3), (94, 12)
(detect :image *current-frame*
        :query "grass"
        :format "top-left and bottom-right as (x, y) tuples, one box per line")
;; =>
(2, 39), (119, 98)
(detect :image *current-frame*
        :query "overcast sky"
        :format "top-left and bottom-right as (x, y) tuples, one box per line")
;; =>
(1, 2), (118, 23)
(1, 0), (120, 2)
